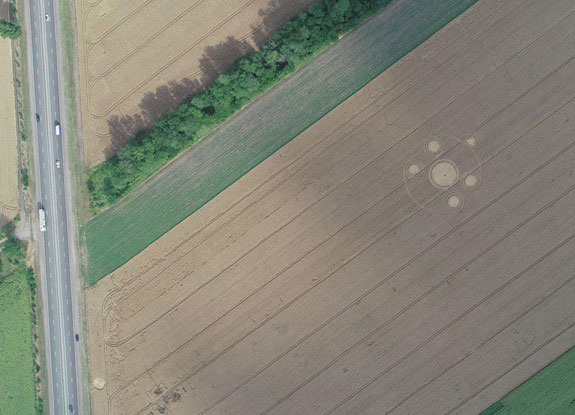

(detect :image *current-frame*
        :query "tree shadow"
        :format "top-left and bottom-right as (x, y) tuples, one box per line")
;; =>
(102, 0), (316, 160)
(104, 36), (253, 159)
(251, 0), (319, 46)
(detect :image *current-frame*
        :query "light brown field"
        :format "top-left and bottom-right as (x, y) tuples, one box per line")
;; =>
(0, 39), (19, 225)
(74, 0), (319, 167)
(86, 0), (575, 414)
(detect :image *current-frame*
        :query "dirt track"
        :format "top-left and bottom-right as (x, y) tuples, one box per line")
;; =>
(74, 0), (318, 167)
(86, 0), (575, 413)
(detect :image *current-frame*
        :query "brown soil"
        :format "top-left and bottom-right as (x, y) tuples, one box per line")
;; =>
(74, 0), (319, 167)
(86, 0), (575, 414)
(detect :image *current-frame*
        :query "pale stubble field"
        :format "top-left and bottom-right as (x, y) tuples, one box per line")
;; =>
(0, 38), (19, 225)
(86, 0), (575, 414)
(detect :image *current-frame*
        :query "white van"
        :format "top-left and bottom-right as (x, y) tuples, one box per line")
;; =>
(55, 122), (61, 136)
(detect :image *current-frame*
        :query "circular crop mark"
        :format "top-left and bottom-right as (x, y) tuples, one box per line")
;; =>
(407, 163), (421, 176)
(426, 139), (441, 154)
(466, 136), (477, 147)
(429, 160), (459, 188)
(446, 194), (462, 209)
(464, 174), (478, 188)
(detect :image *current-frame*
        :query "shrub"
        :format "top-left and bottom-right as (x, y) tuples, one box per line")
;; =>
(0, 19), (21, 39)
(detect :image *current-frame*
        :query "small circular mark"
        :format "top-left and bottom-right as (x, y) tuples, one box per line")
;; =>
(407, 163), (421, 176)
(427, 139), (441, 154)
(464, 174), (478, 188)
(447, 194), (461, 209)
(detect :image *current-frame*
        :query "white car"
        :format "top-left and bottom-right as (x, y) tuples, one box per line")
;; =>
(44, 14), (50, 21)
(55, 122), (61, 136)
(55, 160), (61, 168)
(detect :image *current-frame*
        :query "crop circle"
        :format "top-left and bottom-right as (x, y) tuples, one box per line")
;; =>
(426, 139), (441, 154)
(429, 160), (458, 188)
(447, 194), (461, 209)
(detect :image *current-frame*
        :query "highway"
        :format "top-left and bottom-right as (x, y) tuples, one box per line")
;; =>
(26, 0), (81, 413)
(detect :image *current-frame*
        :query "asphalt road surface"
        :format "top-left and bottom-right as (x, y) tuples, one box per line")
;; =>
(27, 0), (80, 413)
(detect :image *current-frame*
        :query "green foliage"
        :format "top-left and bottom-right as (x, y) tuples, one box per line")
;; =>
(479, 348), (575, 414)
(0, 269), (36, 415)
(21, 166), (29, 189)
(480, 402), (504, 415)
(0, 19), (21, 39)
(87, 0), (390, 213)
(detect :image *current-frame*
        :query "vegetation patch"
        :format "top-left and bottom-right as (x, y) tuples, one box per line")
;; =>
(479, 348), (575, 415)
(85, 0), (480, 283)
(87, 0), (394, 213)
(0, 220), (42, 414)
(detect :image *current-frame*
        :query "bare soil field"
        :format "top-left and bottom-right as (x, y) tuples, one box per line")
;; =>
(85, 0), (575, 414)
(75, 0), (318, 167)
(0, 39), (19, 225)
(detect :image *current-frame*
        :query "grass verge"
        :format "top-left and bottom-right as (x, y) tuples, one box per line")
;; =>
(85, 0), (480, 284)
(479, 348), (575, 415)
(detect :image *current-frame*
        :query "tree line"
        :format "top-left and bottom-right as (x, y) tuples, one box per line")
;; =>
(88, 0), (393, 212)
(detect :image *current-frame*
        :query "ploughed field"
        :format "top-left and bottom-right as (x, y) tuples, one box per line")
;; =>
(85, 0), (575, 414)
(75, 0), (318, 167)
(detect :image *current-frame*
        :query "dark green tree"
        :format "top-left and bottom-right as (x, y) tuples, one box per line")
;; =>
(0, 20), (21, 39)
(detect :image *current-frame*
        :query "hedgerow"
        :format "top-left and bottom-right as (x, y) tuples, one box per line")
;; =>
(87, 0), (393, 212)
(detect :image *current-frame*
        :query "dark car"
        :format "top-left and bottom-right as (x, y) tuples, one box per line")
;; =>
(35, 113), (40, 122)
(68, 404), (74, 413)
(75, 334), (79, 342)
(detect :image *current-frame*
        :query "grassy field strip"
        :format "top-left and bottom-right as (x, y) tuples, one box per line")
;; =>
(479, 347), (575, 414)
(85, 0), (480, 283)
(0, 270), (35, 415)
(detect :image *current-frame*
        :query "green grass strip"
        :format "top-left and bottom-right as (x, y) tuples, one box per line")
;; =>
(85, 0), (479, 284)
(480, 402), (504, 415)
(0, 269), (36, 415)
(478, 348), (575, 415)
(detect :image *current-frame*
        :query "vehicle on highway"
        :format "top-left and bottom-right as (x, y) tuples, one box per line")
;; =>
(55, 122), (61, 136)
(75, 334), (79, 342)
(56, 159), (61, 168)
(36, 113), (40, 122)
(38, 207), (47, 232)
(44, 14), (50, 21)
(69, 404), (74, 413)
